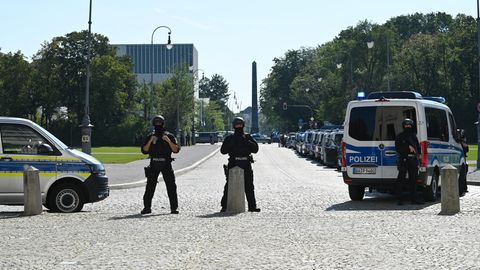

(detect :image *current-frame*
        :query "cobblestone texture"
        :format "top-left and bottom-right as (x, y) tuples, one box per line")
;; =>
(1, 144), (480, 269)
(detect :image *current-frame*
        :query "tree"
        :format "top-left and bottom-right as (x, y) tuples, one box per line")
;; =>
(0, 51), (33, 118)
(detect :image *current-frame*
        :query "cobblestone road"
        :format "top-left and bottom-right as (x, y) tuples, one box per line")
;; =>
(1, 144), (480, 269)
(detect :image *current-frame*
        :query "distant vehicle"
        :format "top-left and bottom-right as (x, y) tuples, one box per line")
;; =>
(195, 132), (219, 144)
(251, 133), (271, 144)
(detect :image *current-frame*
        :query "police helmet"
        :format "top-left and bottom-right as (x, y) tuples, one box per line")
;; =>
(232, 117), (245, 128)
(152, 115), (165, 126)
(402, 118), (414, 128)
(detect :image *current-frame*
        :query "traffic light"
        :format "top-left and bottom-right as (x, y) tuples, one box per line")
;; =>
(283, 102), (287, 110)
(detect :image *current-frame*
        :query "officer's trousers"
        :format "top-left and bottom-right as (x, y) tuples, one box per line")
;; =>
(221, 164), (257, 210)
(395, 157), (420, 202)
(143, 161), (178, 211)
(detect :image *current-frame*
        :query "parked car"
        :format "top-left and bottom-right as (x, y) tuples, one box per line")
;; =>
(195, 132), (219, 144)
(324, 130), (343, 169)
(251, 133), (272, 144)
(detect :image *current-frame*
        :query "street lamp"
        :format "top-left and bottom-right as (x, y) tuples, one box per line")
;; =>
(150, 25), (173, 120)
(476, 0), (480, 169)
(366, 39), (391, 91)
(81, 0), (94, 154)
(189, 67), (205, 145)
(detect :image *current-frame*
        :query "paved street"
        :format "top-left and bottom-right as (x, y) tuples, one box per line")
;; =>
(105, 144), (220, 187)
(2, 144), (480, 269)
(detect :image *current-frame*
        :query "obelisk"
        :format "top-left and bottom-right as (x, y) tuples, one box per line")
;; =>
(251, 61), (259, 134)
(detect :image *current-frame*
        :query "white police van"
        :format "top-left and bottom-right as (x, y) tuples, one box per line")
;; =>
(341, 91), (467, 201)
(0, 117), (109, 212)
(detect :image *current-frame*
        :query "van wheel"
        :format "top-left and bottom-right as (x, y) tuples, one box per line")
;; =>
(348, 185), (365, 201)
(424, 172), (439, 202)
(47, 184), (85, 213)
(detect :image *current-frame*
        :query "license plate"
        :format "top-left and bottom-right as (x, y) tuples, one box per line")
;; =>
(353, 167), (376, 174)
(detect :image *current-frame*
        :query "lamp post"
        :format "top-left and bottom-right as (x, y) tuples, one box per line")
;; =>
(80, 0), (93, 154)
(366, 41), (374, 91)
(150, 26), (173, 120)
(189, 67), (205, 145)
(366, 39), (391, 91)
(476, 0), (480, 169)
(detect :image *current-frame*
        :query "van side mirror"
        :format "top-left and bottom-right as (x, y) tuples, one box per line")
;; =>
(455, 129), (466, 142)
(38, 143), (54, 155)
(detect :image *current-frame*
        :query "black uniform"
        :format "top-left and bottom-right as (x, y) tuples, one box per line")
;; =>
(220, 130), (259, 211)
(141, 130), (179, 213)
(395, 126), (422, 204)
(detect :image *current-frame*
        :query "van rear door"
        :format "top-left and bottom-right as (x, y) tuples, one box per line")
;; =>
(346, 103), (417, 181)
(377, 105), (418, 179)
(346, 105), (384, 180)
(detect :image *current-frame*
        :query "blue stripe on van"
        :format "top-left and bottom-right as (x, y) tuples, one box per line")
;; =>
(0, 161), (57, 172)
(0, 162), (89, 173)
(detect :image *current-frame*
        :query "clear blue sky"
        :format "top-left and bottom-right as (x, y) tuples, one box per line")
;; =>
(0, 1), (477, 112)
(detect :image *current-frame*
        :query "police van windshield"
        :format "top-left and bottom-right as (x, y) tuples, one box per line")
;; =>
(349, 106), (416, 141)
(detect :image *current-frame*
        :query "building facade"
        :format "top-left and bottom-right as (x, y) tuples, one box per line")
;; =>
(113, 43), (198, 85)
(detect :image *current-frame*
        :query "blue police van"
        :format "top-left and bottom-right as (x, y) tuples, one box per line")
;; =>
(341, 91), (467, 201)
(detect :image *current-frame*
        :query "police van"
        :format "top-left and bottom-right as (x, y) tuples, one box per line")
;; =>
(341, 91), (467, 201)
(0, 117), (109, 212)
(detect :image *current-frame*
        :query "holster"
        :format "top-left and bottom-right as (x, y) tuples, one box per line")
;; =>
(144, 165), (152, 178)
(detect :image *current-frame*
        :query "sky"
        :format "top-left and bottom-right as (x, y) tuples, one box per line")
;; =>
(0, 1), (477, 113)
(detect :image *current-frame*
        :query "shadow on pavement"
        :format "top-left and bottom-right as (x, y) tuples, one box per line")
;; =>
(0, 211), (23, 219)
(197, 212), (241, 218)
(109, 213), (169, 220)
(326, 194), (438, 211)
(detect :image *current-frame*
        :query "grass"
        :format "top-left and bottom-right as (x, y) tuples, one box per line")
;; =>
(91, 146), (140, 153)
(75, 146), (147, 164)
(91, 153), (147, 164)
(467, 145), (477, 161)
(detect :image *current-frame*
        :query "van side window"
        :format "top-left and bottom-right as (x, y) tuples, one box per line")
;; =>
(425, 108), (449, 142)
(0, 124), (50, 154)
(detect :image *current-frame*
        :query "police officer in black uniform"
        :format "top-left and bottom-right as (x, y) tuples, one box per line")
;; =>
(220, 117), (260, 212)
(395, 118), (423, 205)
(141, 115), (180, 214)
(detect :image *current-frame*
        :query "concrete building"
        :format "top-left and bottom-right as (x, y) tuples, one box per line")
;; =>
(113, 43), (198, 85)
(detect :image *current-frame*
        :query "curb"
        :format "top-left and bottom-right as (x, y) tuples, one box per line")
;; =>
(109, 147), (220, 190)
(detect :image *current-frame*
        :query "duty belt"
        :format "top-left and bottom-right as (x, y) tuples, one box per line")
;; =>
(151, 158), (167, 162)
(234, 157), (249, 161)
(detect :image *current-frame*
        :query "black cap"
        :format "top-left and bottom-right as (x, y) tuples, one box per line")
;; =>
(232, 117), (245, 128)
(152, 115), (165, 126)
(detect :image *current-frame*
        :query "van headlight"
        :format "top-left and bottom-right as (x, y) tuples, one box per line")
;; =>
(86, 163), (106, 176)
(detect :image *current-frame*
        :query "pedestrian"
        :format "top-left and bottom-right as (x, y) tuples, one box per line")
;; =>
(220, 117), (261, 212)
(141, 115), (180, 215)
(395, 118), (423, 205)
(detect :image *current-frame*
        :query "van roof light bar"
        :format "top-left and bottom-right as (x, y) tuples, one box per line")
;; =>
(366, 91), (446, 103)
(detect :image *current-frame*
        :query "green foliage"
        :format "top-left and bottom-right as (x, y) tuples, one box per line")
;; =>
(260, 12), (480, 142)
(0, 51), (33, 118)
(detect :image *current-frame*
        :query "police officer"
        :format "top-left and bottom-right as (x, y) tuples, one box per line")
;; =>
(395, 118), (423, 205)
(220, 117), (260, 212)
(141, 115), (180, 214)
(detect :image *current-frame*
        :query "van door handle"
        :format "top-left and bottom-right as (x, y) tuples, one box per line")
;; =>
(385, 151), (397, 156)
(0, 157), (13, 161)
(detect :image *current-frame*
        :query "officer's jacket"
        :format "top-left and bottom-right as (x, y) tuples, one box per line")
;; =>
(395, 131), (421, 158)
(141, 131), (178, 159)
(221, 132), (258, 165)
